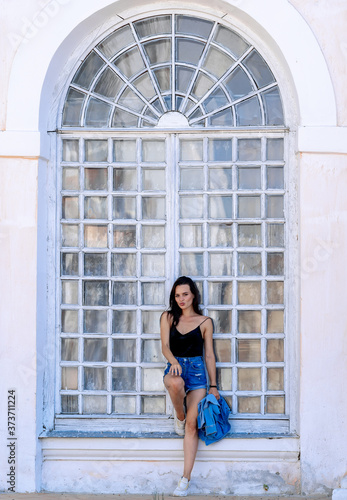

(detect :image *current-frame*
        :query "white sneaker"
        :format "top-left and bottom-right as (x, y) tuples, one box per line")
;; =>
(174, 410), (185, 436)
(173, 476), (190, 497)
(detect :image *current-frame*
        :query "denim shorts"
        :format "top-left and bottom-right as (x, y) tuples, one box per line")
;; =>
(163, 356), (208, 392)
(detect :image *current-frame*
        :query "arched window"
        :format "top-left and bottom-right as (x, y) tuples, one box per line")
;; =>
(58, 14), (287, 432)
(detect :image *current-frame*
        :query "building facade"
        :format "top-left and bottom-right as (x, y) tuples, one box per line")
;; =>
(1, 0), (347, 495)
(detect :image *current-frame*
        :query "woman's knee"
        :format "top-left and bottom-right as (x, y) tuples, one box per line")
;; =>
(165, 375), (185, 393)
(185, 417), (198, 435)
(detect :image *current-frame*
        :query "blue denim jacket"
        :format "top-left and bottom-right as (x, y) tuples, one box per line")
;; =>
(197, 394), (231, 445)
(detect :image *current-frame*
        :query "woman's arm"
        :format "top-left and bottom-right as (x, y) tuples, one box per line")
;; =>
(202, 318), (220, 399)
(160, 312), (182, 376)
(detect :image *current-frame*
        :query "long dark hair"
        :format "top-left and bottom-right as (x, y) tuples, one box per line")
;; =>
(167, 276), (202, 326)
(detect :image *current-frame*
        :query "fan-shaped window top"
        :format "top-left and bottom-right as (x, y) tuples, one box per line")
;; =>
(62, 15), (284, 128)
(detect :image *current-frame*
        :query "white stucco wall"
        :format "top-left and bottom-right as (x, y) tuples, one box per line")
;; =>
(1, 0), (347, 495)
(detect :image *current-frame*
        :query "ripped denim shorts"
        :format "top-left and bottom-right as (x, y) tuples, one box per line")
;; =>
(163, 356), (207, 392)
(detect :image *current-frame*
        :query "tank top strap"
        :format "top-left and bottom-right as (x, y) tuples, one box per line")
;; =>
(198, 317), (210, 328)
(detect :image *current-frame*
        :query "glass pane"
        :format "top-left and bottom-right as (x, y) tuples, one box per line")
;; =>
(62, 224), (79, 247)
(119, 88), (145, 113)
(154, 68), (171, 93)
(61, 367), (78, 390)
(267, 339), (284, 362)
(94, 67), (123, 99)
(238, 281), (261, 305)
(235, 97), (262, 126)
(267, 139), (284, 160)
(112, 367), (136, 391)
(61, 310), (78, 333)
(84, 253), (107, 276)
(176, 15), (213, 38)
(267, 281), (284, 304)
(85, 168), (107, 190)
(142, 311), (161, 334)
(73, 51), (104, 89)
(267, 167), (284, 189)
(180, 252), (203, 276)
(238, 397), (261, 413)
(208, 309), (232, 333)
(142, 197), (166, 219)
(142, 140), (165, 162)
(97, 25), (134, 59)
(203, 86), (229, 113)
(135, 15), (171, 39)
(84, 196), (107, 219)
(61, 395), (78, 414)
(113, 282), (137, 305)
(62, 89), (85, 126)
(267, 253), (284, 275)
(142, 254), (165, 277)
(267, 224), (284, 247)
(143, 169), (166, 190)
(217, 368), (232, 391)
(114, 47), (145, 79)
(176, 38), (205, 65)
(61, 253), (79, 276)
(112, 109), (139, 128)
(84, 310), (107, 334)
(209, 223), (233, 247)
(214, 339), (231, 362)
(113, 196), (136, 219)
(209, 108), (233, 127)
(238, 139), (261, 161)
(142, 282), (165, 305)
(209, 196), (233, 219)
(238, 196), (261, 218)
(225, 66), (253, 100)
(113, 310), (136, 334)
(238, 310), (261, 333)
(214, 25), (249, 58)
(180, 140), (203, 161)
(210, 253), (233, 276)
(209, 139), (232, 161)
(180, 224), (202, 247)
(83, 281), (108, 306)
(84, 339), (107, 362)
(267, 196), (284, 219)
(114, 140), (137, 162)
(208, 282), (232, 305)
(141, 396), (166, 414)
(238, 368), (261, 391)
(142, 368), (165, 391)
(263, 87), (284, 126)
(84, 367), (106, 390)
(85, 140), (108, 162)
(63, 140), (79, 162)
(113, 169), (137, 191)
(83, 395), (107, 414)
(266, 396), (285, 414)
(238, 224), (261, 247)
(238, 167), (261, 189)
(85, 98), (111, 127)
(203, 46), (234, 78)
(113, 225), (136, 247)
(133, 73), (156, 100)
(144, 39), (171, 65)
(61, 338), (78, 361)
(209, 168), (232, 190)
(176, 66), (195, 93)
(62, 168), (79, 190)
(143, 225), (165, 248)
(243, 50), (275, 88)
(112, 253), (136, 276)
(62, 197), (79, 219)
(238, 253), (262, 276)
(191, 72), (214, 100)
(238, 339), (261, 362)
(113, 339), (136, 362)
(267, 310), (284, 333)
(180, 196), (203, 218)
(113, 396), (136, 414)
(142, 339), (165, 362)
(180, 168), (204, 190)
(62, 280), (78, 304)
(267, 367), (284, 391)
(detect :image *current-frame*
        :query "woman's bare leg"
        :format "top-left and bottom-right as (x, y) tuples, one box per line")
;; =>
(182, 388), (206, 480)
(164, 374), (186, 421)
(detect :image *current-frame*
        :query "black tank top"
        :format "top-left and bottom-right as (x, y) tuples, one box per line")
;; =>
(170, 319), (208, 357)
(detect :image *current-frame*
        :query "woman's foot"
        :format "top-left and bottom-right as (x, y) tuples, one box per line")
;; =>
(173, 476), (190, 496)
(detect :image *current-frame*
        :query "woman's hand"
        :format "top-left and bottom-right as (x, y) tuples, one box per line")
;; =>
(169, 362), (182, 376)
(208, 387), (220, 400)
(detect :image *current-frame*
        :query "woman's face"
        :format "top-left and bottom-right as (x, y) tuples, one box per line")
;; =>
(174, 284), (194, 311)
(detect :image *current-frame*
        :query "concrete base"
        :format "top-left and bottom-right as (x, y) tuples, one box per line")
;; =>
(333, 490), (347, 500)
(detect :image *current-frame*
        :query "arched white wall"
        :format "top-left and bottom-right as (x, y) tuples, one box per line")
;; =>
(5, 0), (337, 159)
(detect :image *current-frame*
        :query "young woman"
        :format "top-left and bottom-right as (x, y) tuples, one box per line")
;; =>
(160, 276), (219, 497)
